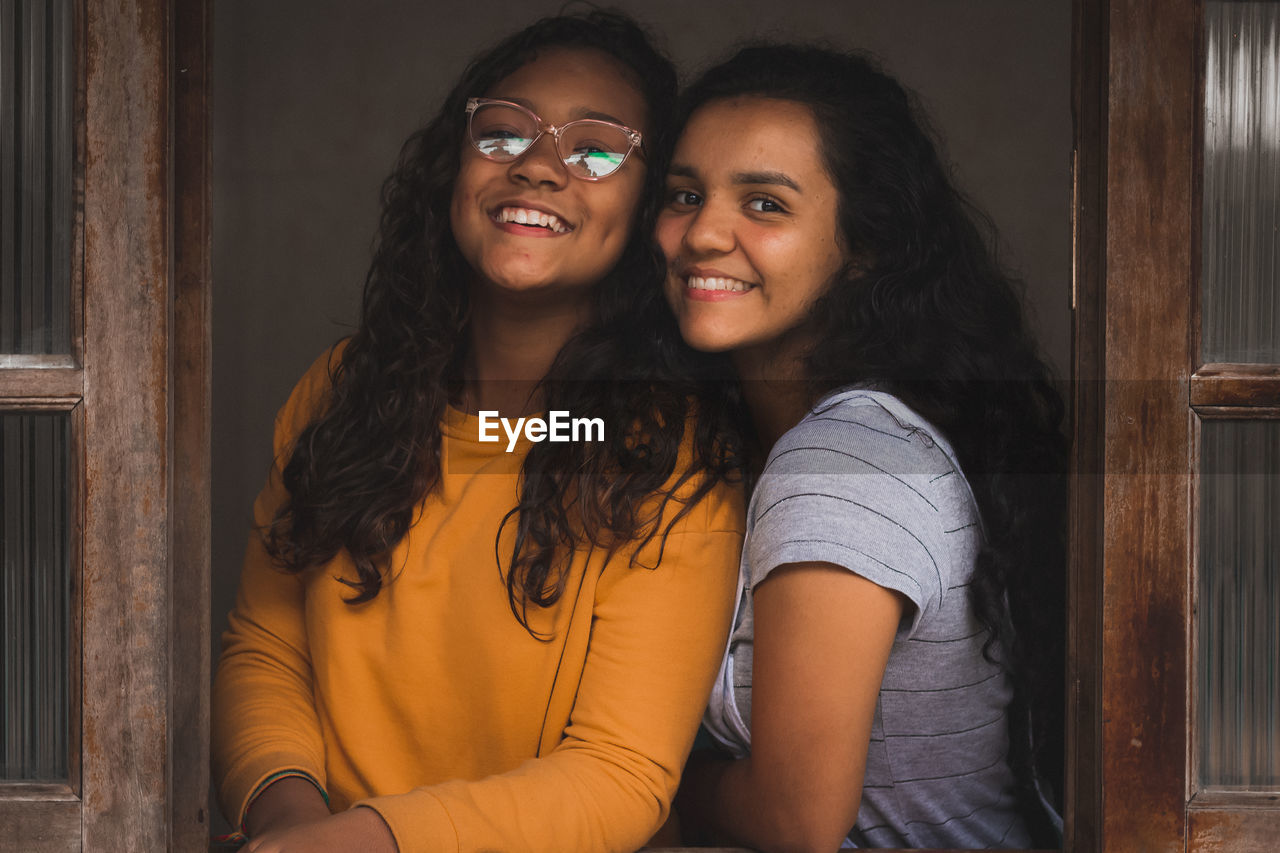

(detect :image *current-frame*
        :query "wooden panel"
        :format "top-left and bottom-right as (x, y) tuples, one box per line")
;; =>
(1101, 0), (1196, 850)
(1068, 0), (1106, 849)
(0, 791), (81, 852)
(0, 397), (82, 411)
(170, 0), (211, 847)
(1189, 806), (1280, 853)
(1194, 406), (1280, 420)
(80, 0), (171, 848)
(0, 367), (83, 399)
(0, 355), (77, 369)
(1192, 364), (1280, 408)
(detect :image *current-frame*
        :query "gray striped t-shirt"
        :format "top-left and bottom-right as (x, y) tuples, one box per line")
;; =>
(703, 389), (1030, 848)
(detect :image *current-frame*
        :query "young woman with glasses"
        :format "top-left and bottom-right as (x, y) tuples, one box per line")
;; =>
(657, 45), (1067, 850)
(212, 12), (744, 852)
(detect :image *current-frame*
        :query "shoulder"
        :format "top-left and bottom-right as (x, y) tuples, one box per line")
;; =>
(768, 390), (953, 479)
(746, 390), (978, 630)
(756, 390), (964, 521)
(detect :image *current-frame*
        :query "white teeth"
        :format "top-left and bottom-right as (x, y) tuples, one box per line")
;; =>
(496, 207), (570, 233)
(686, 275), (751, 293)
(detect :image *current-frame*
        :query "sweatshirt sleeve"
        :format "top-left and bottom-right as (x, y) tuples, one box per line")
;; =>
(211, 348), (341, 828)
(358, 491), (744, 853)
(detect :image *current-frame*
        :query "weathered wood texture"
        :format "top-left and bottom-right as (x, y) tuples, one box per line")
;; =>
(1101, 0), (1195, 851)
(1188, 807), (1280, 853)
(0, 793), (82, 852)
(0, 368), (83, 400)
(1068, 0), (1105, 849)
(1192, 406), (1280, 420)
(171, 0), (212, 848)
(1191, 364), (1280, 409)
(0, 0), (208, 849)
(81, 0), (171, 848)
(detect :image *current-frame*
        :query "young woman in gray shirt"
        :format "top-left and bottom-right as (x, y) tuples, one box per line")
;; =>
(656, 44), (1067, 850)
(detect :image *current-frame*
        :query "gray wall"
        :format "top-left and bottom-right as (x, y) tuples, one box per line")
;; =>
(210, 0), (1070, 823)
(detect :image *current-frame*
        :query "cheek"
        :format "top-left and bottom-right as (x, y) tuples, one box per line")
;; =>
(449, 169), (479, 235)
(654, 214), (685, 259)
(597, 173), (645, 234)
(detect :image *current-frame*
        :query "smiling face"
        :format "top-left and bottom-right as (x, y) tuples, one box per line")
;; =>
(449, 48), (649, 304)
(656, 97), (847, 369)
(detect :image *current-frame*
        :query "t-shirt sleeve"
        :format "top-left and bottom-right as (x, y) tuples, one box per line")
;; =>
(746, 399), (965, 637)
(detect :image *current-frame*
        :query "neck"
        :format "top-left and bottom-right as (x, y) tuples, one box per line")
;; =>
(732, 340), (814, 452)
(461, 283), (592, 416)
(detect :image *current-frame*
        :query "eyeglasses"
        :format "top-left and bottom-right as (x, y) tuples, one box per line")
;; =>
(465, 97), (644, 181)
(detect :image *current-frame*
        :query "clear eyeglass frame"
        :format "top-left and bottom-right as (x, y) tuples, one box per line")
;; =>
(464, 97), (644, 181)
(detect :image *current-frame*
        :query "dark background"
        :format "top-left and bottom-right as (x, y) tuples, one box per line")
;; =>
(209, 0), (1070, 831)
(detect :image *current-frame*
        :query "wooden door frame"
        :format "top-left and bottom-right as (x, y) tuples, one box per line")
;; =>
(0, 1), (211, 849)
(1070, 0), (1201, 849)
(79, 0), (210, 848)
(1072, 0), (1280, 850)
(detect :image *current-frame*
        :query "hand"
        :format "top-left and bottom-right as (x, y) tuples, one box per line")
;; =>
(245, 807), (397, 853)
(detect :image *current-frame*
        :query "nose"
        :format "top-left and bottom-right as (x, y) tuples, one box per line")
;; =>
(508, 129), (568, 189)
(680, 198), (736, 256)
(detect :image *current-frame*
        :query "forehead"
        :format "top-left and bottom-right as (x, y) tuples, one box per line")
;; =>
(676, 97), (826, 175)
(486, 47), (648, 130)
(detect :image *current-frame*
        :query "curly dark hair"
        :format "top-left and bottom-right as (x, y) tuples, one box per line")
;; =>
(676, 44), (1068, 844)
(263, 9), (741, 631)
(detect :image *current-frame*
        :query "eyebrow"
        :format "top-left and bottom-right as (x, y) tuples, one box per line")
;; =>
(668, 163), (802, 192)
(733, 170), (801, 191)
(499, 96), (631, 127)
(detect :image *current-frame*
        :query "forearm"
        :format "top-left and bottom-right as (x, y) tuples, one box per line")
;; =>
(680, 566), (906, 852)
(679, 750), (855, 853)
(212, 535), (328, 826)
(361, 527), (743, 851)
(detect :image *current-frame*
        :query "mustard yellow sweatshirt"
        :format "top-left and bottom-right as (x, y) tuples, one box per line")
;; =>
(211, 350), (744, 852)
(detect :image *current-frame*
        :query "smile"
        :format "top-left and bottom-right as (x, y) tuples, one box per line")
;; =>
(686, 275), (754, 293)
(492, 206), (572, 233)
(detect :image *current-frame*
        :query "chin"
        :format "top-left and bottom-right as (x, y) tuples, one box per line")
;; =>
(679, 322), (742, 354)
(478, 261), (559, 292)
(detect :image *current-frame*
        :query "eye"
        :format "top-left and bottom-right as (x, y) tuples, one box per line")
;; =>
(667, 189), (703, 207)
(473, 120), (527, 141)
(746, 196), (786, 214)
(571, 140), (609, 155)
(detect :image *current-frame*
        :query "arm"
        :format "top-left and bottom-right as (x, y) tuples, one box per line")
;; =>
(243, 783), (395, 853)
(679, 562), (905, 853)
(212, 489), (335, 833)
(359, 521), (743, 853)
(211, 349), (340, 832)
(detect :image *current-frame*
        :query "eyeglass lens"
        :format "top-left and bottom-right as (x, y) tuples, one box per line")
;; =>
(469, 102), (632, 179)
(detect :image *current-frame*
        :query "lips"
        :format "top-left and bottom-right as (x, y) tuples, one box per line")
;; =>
(490, 203), (573, 234)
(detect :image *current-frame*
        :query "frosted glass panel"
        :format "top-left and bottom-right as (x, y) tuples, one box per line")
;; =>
(1199, 420), (1280, 789)
(0, 0), (73, 354)
(0, 413), (69, 781)
(1202, 2), (1280, 364)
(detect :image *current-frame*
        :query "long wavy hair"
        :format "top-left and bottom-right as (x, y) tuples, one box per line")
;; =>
(263, 10), (741, 631)
(677, 45), (1067, 843)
